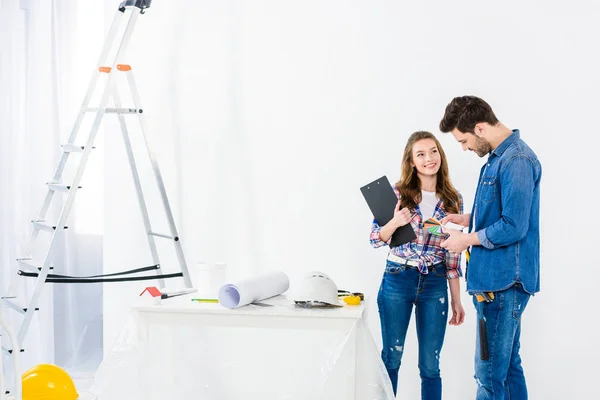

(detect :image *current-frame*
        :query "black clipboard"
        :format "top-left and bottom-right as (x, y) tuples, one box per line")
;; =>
(360, 176), (417, 247)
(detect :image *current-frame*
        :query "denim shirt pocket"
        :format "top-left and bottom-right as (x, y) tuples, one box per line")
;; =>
(480, 176), (497, 204)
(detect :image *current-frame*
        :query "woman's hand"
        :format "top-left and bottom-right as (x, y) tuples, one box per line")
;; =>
(440, 213), (470, 228)
(391, 200), (413, 228)
(449, 298), (465, 326)
(378, 201), (414, 242)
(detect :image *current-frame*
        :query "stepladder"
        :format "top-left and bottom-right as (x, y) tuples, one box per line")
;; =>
(1, 0), (192, 356)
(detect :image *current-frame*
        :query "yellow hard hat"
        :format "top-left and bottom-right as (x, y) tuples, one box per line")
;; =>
(22, 364), (79, 400)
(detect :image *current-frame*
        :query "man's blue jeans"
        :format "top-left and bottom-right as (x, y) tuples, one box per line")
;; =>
(473, 283), (531, 400)
(377, 261), (448, 399)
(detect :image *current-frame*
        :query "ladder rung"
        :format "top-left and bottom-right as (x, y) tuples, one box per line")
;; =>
(84, 107), (141, 114)
(1, 297), (38, 314)
(17, 259), (54, 271)
(47, 183), (82, 192)
(61, 144), (95, 153)
(17, 259), (40, 272)
(149, 232), (174, 240)
(31, 221), (68, 231)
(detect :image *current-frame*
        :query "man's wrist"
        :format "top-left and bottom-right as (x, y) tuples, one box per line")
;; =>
(468, 232), (480, 246)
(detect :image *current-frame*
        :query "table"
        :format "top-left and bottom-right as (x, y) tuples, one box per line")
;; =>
(91, 294), (394, 400)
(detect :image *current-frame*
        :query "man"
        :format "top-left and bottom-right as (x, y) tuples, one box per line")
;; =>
(437, 96), (541, 400)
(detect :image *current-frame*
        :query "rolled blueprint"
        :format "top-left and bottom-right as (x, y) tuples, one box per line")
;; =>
(218, 271), (290, 309)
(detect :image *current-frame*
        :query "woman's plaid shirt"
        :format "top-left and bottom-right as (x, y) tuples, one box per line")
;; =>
(370, 189), (463, 279)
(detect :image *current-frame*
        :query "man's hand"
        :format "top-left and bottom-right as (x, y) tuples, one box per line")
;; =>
(449, 298), (465, 326)
(440, 230), (475, 253)
(440, 213), (470, 228)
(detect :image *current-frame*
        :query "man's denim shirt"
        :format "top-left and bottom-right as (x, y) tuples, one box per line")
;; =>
(469, 130), (542, 295)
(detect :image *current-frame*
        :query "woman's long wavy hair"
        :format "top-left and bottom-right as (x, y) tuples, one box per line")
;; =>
(395, 131), (461, 214)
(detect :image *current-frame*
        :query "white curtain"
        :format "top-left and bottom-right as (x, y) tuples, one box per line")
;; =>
(0, 0), (104, 389)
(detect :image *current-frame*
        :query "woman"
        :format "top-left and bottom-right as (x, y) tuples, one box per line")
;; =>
(370, 131), (465, 399)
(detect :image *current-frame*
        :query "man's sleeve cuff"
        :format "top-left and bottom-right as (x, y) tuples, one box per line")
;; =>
(477, 229), (495, 249)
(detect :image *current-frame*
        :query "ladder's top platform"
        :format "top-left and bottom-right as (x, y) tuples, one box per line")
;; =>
(119, 0), (151, 12)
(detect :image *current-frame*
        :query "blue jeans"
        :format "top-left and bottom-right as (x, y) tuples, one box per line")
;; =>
(473, 283), (531, 400)
(377, 261), (448, 399)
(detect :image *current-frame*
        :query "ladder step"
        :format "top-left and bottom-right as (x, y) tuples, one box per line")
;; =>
(17, 259), (41, 272)
(17, 259), (54, 271)
(149, 232), (175, 240)
(31, 220), (68, 231)
(61, 144), (95, 153)
(84, 107), (141, 114)
(1, 297), (38, 314)
(47, 183), (82, 192)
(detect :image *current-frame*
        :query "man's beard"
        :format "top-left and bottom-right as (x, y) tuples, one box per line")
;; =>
(474, 136), (492, 157)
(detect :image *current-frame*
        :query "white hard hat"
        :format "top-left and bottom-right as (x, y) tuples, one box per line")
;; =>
(293, 271), (342, 307)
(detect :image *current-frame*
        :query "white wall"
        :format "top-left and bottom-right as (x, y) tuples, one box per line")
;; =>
(104, 1), (600, 398)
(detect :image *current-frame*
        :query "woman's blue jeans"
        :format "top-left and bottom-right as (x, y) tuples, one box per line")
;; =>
(377, 261), (449, 399)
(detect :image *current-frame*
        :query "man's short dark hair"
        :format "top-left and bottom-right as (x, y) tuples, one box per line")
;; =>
(439, 96), (499, 133)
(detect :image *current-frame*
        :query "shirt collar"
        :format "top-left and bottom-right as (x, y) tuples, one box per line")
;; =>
(491, 129), (519, 157)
